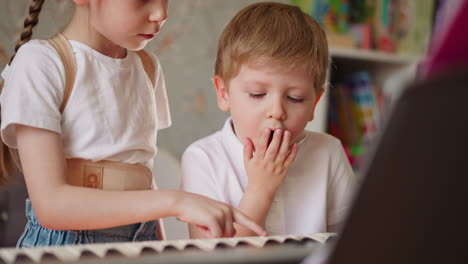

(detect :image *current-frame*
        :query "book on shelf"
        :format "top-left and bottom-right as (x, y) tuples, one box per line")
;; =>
(328, 71), (384, 170)
(395, 0), (435, 56)
(290, 0), (435, 56)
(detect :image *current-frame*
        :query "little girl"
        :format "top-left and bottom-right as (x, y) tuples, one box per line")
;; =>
(0, 0), (265, 247)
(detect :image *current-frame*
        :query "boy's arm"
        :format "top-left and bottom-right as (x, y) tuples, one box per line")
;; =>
(233, 186), (276, 236)
(235, 129), (298, 237)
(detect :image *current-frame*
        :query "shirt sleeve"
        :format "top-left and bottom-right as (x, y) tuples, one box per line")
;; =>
(180, 145), (224, 203)
(150, 54), (171, 130)
(327, 139), (357, 228)
(1, 40), (65, 148)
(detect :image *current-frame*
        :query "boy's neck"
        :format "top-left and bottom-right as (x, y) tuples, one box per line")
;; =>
(62, 7), (127, 59)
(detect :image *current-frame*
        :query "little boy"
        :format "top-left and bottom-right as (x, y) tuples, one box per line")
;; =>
(181, 2), (355, 238)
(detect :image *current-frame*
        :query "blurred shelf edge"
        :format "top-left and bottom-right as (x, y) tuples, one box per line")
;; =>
(330, 46), (420, 64)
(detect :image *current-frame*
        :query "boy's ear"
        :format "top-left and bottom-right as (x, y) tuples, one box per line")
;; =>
(308, 88), (325, 121)
(73, 0), (89, 6)
(213, 75), (230, 111)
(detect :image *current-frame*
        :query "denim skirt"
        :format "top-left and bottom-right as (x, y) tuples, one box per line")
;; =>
(17, 199), (159, 247)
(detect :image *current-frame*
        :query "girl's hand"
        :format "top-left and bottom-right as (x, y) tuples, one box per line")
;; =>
(174, 192), (267, 238)
(243, 129), (298, 196)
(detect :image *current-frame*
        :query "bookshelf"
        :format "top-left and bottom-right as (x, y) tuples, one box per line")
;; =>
(292, 0), (435, 170)
(329, 47), (419, 64)
(306, 46), (419, 133)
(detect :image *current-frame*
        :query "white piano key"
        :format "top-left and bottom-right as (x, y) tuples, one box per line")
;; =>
(0, 249), (16, 264)
(112, 243), (142, 258)
(306, 233), (334, 243)
(238, 236), (268, 247)
(53, 246), (82, 262)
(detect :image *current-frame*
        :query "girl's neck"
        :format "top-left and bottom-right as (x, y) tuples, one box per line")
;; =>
(62, 7), (127, 59)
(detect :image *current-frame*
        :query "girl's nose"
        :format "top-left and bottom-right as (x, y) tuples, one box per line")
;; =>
(149, 0), (169, 23)
(267, 99), (287, 121)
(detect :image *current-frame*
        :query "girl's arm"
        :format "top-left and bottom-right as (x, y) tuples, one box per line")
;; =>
(17, 125), (265, 238)
(189, 187), (275, 238)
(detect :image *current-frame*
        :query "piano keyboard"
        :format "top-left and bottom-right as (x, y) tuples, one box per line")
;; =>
(0, 233), (334, 263)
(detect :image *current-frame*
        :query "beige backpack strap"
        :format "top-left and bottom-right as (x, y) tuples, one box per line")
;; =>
(47, 33), (76, 113)
(136, 50), (156, 87)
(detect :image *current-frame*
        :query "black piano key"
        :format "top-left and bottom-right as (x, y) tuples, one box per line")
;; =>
(162, 245), (179, 252)
(40, 252), (60, 262)
(140, 246), (159, 256)
(80, 249), (99, 259)
(214, 242), (232, 249)
(283, 238), (305, 245)
(13, 253), (33, 263)
(183, 243), (201, 250)
(105, 248), (125, 258)
(264, 239), (282, 246)
(299, 237), (320, 244)
(324, 234), (338, 243)
(235, 241), (252, 248)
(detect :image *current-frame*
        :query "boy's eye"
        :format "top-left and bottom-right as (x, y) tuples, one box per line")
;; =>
(249, 93), (266, 98)
(288, 96), (304, 103)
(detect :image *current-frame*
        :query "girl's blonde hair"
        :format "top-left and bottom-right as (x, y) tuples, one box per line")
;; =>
(215, 2), (329, 93)
(0, 0), (45, 185)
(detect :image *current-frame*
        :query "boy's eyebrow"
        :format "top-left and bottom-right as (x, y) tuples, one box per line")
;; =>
(242, 78), (314, 90)
(241, 81), (270, 91)
(243, 80), (269, 86)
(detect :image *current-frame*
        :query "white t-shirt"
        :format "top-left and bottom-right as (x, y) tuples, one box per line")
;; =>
(181, 117), (355, 235)
(0, 39), (171, 169)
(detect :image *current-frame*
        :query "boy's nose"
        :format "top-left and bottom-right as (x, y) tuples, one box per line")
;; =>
(267, 100), (287, 121)
(149, 0), (169, 23)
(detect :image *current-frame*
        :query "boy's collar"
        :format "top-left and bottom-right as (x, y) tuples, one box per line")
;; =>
(223, 117), (244, 148)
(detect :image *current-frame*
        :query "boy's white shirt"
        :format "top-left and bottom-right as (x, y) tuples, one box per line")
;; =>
(181, 117), (355, 235)
(0, 39), (171, 169)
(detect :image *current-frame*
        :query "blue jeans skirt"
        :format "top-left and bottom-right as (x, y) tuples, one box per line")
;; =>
(17, 199), (159, 248)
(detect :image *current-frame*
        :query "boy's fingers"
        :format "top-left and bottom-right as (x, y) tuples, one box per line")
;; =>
(207, 218), (223, 238)
(265, 129), (282, 160)
(223, 209), (235, 237)
(232, 209), (267, 236)
(196, 225), (213, 239)
(276, 130), (290, 161)
(257, 129), (270, 158)
(243, 138), (254, 162)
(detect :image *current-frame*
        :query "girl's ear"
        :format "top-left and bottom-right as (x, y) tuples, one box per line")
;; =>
(73, 0), (89, 6)
(308, 88), (324, 121)
(213, 75), (230, 111)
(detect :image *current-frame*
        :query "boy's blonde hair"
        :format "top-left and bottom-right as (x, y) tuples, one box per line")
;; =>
(215, 2), (329, 93)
